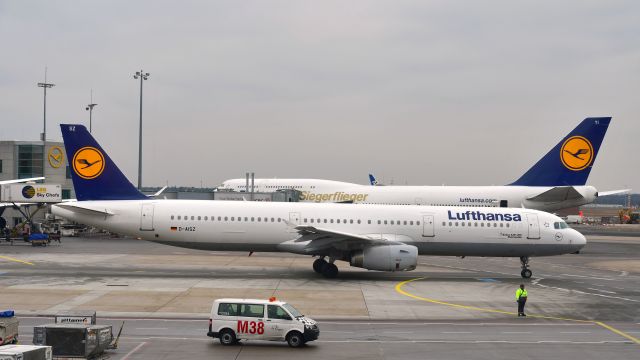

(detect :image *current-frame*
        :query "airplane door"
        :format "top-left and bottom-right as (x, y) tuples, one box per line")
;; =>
(422, 215), (435, 237)
(140, 203), (155, 231)
(288, 212), (300, 232)
(526, 213), (540, 239)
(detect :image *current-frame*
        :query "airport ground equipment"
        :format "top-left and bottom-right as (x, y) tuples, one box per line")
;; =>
(54, 311), (96, 326)
(0, 311), (18, 346)
(208, 298), (319, 347)
(0, 344), (52, 360)
(28, 233), (48, 247)
(32, 324), (112, 358)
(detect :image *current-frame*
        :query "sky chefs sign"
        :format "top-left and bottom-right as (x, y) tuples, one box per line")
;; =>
(0, 184), (62, 203)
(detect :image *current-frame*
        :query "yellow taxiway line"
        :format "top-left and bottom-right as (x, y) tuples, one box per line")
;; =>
(395, 277), (639, 345)
(0, 255), (34, 266)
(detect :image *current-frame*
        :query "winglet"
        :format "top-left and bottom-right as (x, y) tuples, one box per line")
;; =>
(510, 117), (611, 186)
(60, 124), (147, 201)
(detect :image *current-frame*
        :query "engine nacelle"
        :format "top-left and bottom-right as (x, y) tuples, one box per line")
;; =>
(350, 244), (418, 272)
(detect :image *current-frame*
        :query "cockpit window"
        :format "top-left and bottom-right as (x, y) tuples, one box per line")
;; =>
(554, 221), (569, 229)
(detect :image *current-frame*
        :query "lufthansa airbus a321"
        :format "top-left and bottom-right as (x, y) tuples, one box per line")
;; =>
(52, 125), (587, 279)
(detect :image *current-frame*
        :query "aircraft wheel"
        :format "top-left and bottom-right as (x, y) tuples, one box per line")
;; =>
(313, 258), (327, 273)
(521, 269), (532, 279)
(322, 263), (339, 278)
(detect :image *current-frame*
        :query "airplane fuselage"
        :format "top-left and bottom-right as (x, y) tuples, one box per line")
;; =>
(219, 179), (598, 211)
(52, 200), (586, 258)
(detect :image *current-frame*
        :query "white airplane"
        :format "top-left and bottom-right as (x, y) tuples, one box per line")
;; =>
(51, 124), (586, 279)
(219, 118), (629, 211)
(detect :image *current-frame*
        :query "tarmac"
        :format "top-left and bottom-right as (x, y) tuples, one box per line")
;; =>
(1, 233), (639, 359)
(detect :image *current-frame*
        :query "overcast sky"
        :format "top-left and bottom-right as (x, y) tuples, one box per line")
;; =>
(1, 1), (638, 191)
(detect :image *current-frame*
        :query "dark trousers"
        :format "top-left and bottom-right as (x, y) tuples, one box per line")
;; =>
(517, 298), (527, 314)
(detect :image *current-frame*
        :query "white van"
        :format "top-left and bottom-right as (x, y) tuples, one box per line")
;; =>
(207, 298), (319, 347)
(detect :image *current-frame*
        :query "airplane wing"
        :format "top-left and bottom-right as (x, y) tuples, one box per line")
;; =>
(281, 225), (405, 254)
(0, 177), (45, 185)
(526, 186), (584, 202)
(598, 189), (631, 196)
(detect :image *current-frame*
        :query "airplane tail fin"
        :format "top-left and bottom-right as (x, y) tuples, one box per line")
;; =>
(368, 174), (378, 186)
(60, 124), (147, 201)
(510, 117), (611, 186)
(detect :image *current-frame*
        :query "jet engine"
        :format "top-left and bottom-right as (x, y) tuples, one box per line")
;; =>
(350, 244), (418, 272)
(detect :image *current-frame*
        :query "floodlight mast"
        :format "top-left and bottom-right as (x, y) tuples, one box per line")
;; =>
(133, 70), (150, 190)
(37, 67), (55, 179)
(85, 89), (97, 133)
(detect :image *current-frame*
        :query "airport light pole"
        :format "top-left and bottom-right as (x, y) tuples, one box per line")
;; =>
(37, 67), (55, 179)
(85, 89), (97, 133)
(133, 70), (150, 190)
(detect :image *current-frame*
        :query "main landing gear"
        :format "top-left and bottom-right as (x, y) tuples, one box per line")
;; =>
(313, 257), (338, 278)
(520, 256), (532, 279)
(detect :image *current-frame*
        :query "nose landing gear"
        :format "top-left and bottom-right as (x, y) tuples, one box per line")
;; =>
(520, 256), (532, 279)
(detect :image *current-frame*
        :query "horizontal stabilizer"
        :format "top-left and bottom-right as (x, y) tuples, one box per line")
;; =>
(598, 189), (631, 197)
(150, 186), (168, 198)
(526, 186), (584, 202)
(54, 203), (114, 216)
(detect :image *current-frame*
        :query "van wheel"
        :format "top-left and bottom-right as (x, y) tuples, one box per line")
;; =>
(219, 329), (236, 346)
(286, 331), (305, 348)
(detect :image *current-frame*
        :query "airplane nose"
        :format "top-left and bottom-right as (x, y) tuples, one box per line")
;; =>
(571, 229), (587, 250)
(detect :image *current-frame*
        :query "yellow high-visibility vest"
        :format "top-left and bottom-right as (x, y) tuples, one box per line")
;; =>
(516, 288), (528, 300)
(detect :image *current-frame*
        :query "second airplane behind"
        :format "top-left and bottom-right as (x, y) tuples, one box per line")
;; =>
(220, 118), (627, 211)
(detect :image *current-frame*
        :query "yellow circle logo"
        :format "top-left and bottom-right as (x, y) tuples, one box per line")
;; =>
(560, 136), (593, 171)
(72, 147), (105, 179)
(48, 146), (64, 168)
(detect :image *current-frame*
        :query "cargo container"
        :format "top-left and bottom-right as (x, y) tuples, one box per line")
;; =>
(0, 344), (52, 360)
(32, 324), (112, 358)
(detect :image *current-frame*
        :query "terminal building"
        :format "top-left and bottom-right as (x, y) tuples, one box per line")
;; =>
(0, 140), (75, 227)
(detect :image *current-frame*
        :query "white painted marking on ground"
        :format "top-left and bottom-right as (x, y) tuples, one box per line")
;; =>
(562, 274), (617, 281)
(587, 287), (617, 294)
(534, 280), (640, 303)
(316, 340), (630, 344)
(322, 331), (354, 333)
(121, 342), (147, 360)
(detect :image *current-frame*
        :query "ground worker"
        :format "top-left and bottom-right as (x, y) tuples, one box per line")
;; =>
(516, 284), (528, 316)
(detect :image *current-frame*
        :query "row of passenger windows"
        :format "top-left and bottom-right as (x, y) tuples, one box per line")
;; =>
(443, 221), (510, 228)
(170, 215), (422, 226)
(358, 203), (497, 207)
(236, 185), (316, 190)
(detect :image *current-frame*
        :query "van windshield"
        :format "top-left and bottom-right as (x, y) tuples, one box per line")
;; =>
(282, 303), (302, 318)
